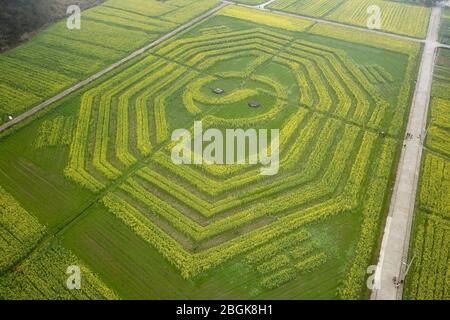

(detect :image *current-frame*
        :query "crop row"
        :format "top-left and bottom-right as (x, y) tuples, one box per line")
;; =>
(150, 116), (342, 202)
(104, 140), (384, 278)
(430, 97), (450, 130)
(156, 28), (291, 58)
(292, 39), (393, 129)
(305, 24), (420, 134)
(9, 43), (104, 80)
(0, 84), (40, 116)
(84, 6), (176, 33)
(152, 117), (343, 203)
(427, 126), (450, 157)
(104, 0), (177, 17)
(0, 186), (46, 273)
(245, 230), (311, 265)
(154, 71), (199, 144)
(339, 138), (396, 299)
(294, 41), (378, 124)
(0, 56), (73, 98)
(181, 41), (282, 68)
(256, 255), (291, 275)
(259, 268), (297, 289)
(307, 22), (421, 56)
(294, 252), (327, 273)
(65, 26), (386, 193)
(406, 214), (450, 300)
(326, 0), (430, 38)
(119, 126), (368, 244)
(163, 0), (219, 24)
(217, 5), (314, 32)
(200, 25), (232, 36)
(65, 55), (178, 189)
(405, 49), (450, 300)
(419, 154), (450, 219)
(35, 116), (73, 149)
(270, 0), (344, 18)
(103, 183), (354, 278)
(196, 50), (261, 71)
(0, 0), (221, 117)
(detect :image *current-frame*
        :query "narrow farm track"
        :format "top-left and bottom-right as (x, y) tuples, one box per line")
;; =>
(371, 6), (442, 301)
(258, 0), (277, 9)
(0, 1), (229, 134)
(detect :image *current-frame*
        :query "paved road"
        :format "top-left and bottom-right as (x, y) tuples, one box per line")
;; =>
(371, 6), (442, 300)
(0, 1), (228, 134)
(258, 0), (277, 9)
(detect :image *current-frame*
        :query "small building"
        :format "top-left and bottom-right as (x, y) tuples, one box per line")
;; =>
(8, 115), (13, 121)
(248, 101), (261, 108)
(213, 88), (225, 94)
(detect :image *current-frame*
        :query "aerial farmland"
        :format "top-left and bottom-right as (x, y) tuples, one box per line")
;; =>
(0, 0), (448, 302)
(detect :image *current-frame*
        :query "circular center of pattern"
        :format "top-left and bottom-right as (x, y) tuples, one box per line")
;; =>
(183, 72), (284, 120)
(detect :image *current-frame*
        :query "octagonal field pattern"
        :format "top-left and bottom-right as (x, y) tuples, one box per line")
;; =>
(59, 16), (406, 293)
(0, 8), (421, 299)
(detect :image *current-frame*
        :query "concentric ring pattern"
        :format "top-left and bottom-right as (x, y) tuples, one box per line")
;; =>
(64, 26), (397, 288)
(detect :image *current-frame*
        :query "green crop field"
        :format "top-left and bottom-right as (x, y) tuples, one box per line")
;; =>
(0, 0), (220, 124)
(268, 0), (431, 38)
(439, 9), (450, 45)
(234, 0), (268, 4)
(0, 2), (427, 300)
(404, 48), (450, 300)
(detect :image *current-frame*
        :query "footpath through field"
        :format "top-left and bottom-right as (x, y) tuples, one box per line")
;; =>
(371, 6), (442, 300)
(0, 1), (228, 134)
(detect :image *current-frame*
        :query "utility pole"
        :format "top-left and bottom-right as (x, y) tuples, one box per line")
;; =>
(401, 254), (416, 282)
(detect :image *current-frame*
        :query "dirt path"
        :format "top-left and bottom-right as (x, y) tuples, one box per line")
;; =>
(259, 0), (277, 9)
(0, 1), (228, 134)
(371, 6), (442, 300)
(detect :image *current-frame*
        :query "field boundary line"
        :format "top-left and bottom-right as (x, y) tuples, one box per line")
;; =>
(371, 6), (442, 300)
(0, 1), (229, 134)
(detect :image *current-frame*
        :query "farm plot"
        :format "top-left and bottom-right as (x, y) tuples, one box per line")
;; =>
(0, 241), (118, 300)
(0, 186), (116, 300)
(58, 7), (418, 298)
(0, 0), (219, 124)
(0, 6), (421, 299)
(0, 186), (45, 274)
(439, 9), (450, 45)
(269, 0), (430, 38)
(404, 49), (450, 300)
(233, 0), (268, 4)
